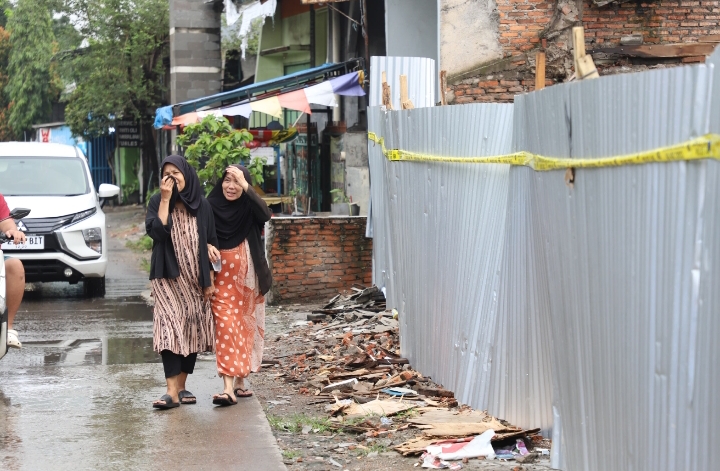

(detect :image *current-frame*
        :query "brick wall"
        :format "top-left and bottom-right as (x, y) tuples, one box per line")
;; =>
(265, 217), (373, 305)
(449, 0), (717, 104)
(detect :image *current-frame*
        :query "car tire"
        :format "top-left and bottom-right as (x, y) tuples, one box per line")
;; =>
(84, 276), (106, 297)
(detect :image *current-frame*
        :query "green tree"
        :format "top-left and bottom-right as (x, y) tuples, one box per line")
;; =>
(5, 0), (60, 137)
(60, 0), (169, 197)
(176, 115), (253, 194)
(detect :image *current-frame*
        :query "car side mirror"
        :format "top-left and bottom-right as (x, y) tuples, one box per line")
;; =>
(98, 184), (120, 199)
(9, 208), (30, 220)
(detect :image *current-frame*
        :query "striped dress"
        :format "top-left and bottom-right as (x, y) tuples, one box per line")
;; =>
(151, 208), (214, 356)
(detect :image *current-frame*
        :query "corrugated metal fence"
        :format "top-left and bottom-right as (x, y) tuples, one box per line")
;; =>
(369, 51), (720, 470)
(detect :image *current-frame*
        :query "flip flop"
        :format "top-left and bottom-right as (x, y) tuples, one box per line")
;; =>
(234, 388), (253, 398)
(153, 394), (179, 410)
(178, 390), (196, 405)
(212, 393), (237, 407)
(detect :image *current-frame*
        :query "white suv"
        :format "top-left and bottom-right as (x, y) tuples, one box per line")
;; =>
(0, 142), (119, 296)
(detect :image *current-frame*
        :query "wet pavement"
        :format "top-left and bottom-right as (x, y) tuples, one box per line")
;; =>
(0, 208), (286, 471)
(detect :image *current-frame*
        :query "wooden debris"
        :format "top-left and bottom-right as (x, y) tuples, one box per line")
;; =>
(342, 399), (417, 419)
(573, 26), (599, 80)
(381, 71), (393, 110)
(535, 51), (546, 91)
(399, 75), (414, 110)
(439, 70), (448, 105)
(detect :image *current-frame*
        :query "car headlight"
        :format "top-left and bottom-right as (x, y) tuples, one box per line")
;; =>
(72, 207), (97, 224)
(82, 227), (102, 254)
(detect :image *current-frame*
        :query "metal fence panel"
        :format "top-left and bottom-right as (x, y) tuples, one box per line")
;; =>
(523, 64), (717, 470)
(368, 56), (436, 294)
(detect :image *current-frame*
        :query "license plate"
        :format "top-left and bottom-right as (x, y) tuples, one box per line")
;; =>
(2, 235), (44, 250)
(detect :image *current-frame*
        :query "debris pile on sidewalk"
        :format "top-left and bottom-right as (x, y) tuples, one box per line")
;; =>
(261, 285), (549, 469)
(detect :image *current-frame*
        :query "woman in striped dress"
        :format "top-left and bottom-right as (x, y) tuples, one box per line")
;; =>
(146, 155), (218, 410)
(207, 165), (272, 406)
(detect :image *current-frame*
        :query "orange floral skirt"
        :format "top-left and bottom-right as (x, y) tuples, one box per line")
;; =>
(211, 240), (265, 378)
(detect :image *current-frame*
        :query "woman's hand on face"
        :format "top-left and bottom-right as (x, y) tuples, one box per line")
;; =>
(203, 284), (215, 301)
(226, 166), (250, 192)
(208, 244), (221, 263)
(160, 175), (175, 202)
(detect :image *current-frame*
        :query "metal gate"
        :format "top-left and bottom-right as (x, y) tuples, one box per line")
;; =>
(86, 135), (115, 190)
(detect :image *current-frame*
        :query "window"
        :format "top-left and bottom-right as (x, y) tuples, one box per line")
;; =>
(0, 157), (89, 196)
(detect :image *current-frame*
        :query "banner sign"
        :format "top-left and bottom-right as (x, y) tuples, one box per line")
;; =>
(116, 120), (142, 147)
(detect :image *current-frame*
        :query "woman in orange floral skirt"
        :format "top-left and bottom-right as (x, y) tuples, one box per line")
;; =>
(207, 165), (272, 406)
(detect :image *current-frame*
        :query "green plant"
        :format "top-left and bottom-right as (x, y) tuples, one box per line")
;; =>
(266, 413), (333, 434)
(248, 156), (266, 186)
(355, 443), (389, 456)
(176, 115), (253, 194)
(139, 258), (151, 273)
(281, 449), (301, 461)
(288, 187), (300, 197)
(330, 188), (349, 204)
(126, 235), (153, 252)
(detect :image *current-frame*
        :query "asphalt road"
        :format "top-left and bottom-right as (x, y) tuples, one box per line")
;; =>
(0, 208), (286, 471)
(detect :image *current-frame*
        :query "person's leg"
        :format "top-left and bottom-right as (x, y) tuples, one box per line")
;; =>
(177, 353), (197, 404)
(5, 258), (24, 329)
(213, 374), (237, 403)
(153, 350), (182, 406)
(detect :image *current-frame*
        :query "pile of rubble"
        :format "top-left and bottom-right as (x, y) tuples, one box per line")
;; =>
(263, 286), (550, 469)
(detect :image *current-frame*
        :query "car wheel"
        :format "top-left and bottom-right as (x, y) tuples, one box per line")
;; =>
(84, 276), (106, 297)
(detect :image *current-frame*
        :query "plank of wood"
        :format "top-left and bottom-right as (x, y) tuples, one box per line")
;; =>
(439, 70), (447, 105)
(381, 71), (393, 110)
(342, 399), (417, 419)
(587, 43), (717, 58)
(419, 421), (511, 437)
(535, 52), (546, 91)
(408, 409), (490, 425)
(572, 26), (586, 76)
(399, 75), (414, 110)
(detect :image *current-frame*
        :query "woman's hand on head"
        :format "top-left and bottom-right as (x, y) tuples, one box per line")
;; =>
(160, 175), (175, 202)
(226, 166), (250, 192)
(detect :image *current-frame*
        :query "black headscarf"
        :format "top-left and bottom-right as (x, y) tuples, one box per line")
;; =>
(207, 165), (258, 249)
(161, 155), (202, 216)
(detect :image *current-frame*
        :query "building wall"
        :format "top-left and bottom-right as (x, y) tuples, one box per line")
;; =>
(265, 216), (373, 304)
(445, 0), (719, 104)
(441, 0), (503, 77)
(255, 6), (328, 84)
(386, 0), (439, 61)
(169, 0), (222, 103)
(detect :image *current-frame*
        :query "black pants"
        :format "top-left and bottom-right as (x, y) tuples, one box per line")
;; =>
(161, 350), (197, 378)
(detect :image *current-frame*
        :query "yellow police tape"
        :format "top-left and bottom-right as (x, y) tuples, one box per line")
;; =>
(367, 131), (720, 171)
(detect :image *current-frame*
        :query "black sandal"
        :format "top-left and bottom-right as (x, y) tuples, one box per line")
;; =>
(153, 394), (180, 410)
(178, 390), (196, 405)
(212, 393), (237, 407)
(234, 388), (253, 398)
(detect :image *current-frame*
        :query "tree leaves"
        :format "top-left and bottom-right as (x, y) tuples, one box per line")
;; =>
(6, 0), (59, 136)
(176, 115), (253, 195)
(60, 0), (169, 137)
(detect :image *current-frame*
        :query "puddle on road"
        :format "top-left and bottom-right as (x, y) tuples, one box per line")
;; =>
(24, 337), (160, 367)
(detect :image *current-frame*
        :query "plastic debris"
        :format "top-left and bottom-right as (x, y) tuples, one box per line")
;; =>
(426, 430), (496, 461)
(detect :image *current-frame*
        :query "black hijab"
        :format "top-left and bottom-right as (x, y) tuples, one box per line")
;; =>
(207, 165), (258, 249)
(161, 155), (202, 216)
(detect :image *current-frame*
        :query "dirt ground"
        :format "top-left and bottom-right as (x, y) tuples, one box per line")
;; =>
(253, 304), (555, 471)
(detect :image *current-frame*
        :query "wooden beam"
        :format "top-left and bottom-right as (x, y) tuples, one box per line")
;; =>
(535, 52), (546, 91)
(399, 75), (414, 110)
(573, 26), (599, 80)
(381, 71), (393, 110)
(587, 43), (717, 58)
(439, 70), (447, 105)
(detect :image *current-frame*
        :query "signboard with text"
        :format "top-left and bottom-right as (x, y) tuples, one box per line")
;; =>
(116, 120), (141, 147)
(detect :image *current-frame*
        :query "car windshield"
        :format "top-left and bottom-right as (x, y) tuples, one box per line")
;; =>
(0, 157), (89, 196)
